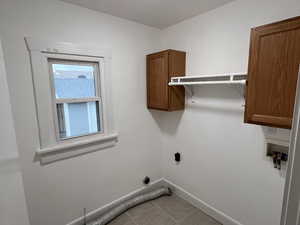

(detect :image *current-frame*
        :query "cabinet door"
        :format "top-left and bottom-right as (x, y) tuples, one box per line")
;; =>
(245, 17), (300, 129)
(168, 50), (185, 110)
(147, 51), (169, 110)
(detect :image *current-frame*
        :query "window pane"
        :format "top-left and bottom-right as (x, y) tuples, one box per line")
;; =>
(52, 63), (97, 99)
(56, 101), (101, 139)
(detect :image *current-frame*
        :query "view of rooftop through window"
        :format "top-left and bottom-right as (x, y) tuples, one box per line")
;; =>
(52, 63), (96, 99)
(50, 61), (101, 139)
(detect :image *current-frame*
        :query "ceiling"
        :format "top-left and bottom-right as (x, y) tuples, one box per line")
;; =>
(61, 0), (235, 29)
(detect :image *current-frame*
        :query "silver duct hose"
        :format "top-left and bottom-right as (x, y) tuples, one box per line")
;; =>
(89, 187), (172, 225)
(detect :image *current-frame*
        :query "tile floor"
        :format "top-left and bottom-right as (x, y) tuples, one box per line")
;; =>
(92, 194), (222, 225)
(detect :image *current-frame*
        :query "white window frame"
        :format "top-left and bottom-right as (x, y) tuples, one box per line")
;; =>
(25, 37), (118, 164)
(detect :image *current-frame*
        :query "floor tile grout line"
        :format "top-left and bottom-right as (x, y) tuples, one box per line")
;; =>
(171, 194), (222, 224)
(126, 201), (178, 225)
(177, 198), (223, 225)
(181, 209), (203, 223)
(152, 194), (211, 224)
(151, 199), (180, 224)
(125, 212), (140, 225)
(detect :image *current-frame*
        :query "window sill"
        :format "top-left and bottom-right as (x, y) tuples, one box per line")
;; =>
(36, 133), (118, 164)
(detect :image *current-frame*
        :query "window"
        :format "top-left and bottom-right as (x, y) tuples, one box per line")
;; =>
(49, 60), (103, 139)
(26, 37), (117, 164)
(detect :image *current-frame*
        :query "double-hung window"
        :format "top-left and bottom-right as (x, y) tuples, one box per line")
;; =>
(26, 38), (117, 164)
(49, 60), (103, 139)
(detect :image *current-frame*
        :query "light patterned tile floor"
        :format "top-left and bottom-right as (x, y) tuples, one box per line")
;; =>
(96, 194), (222, 225)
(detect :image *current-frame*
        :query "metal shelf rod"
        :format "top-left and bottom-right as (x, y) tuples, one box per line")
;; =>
(169, 80), (246, 86)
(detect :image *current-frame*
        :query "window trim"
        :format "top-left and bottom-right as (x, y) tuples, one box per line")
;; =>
(25, 37), (118, 164)
(48, 58), (104, 141)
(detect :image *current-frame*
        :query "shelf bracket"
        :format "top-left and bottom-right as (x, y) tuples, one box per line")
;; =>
(231, 83), (245, 98)
(184, 85), (196, 103)
(184, 85), (193, 97)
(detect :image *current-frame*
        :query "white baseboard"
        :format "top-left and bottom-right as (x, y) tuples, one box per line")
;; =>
(66, 177), (243, 225)
(66, 178), (165, 225)
(162, 178), (244, 225)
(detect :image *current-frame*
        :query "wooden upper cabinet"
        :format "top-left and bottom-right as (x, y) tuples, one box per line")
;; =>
(147, 50), (186, 111)
(245, 16), (300, 129)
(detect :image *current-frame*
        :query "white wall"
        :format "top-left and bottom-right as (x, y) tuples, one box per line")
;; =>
(0, 0), (163, 225)
(159, 0), (300, 225)
(1, 0), (300, 225)
(0, 39), (30, 225)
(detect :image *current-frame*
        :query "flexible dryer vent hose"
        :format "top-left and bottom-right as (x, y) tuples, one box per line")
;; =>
(89, 187), (172, 225)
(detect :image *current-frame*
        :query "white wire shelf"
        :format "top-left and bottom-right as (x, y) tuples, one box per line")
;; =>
(168, 73), (247, 86)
